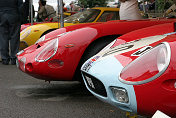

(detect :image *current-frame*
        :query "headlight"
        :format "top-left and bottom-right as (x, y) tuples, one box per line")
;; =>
(35, 38), (58, 62)
(119, 42), (171, 85)
(111, 87), (129, 103)
(35, 35), (46, 44)
(20, 28), (31, 40)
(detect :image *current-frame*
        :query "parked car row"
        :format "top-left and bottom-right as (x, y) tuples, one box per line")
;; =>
(20, 7), (120, 50)
(17, 8), (176, 117)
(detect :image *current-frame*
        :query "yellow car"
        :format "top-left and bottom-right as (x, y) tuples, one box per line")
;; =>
(20, 7), (119, 49)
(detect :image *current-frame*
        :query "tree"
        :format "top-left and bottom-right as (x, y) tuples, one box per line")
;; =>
(78, 0), (109, 8)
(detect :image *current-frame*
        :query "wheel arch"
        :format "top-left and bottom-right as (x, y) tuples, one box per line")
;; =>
(40, 28), (57, 37)
(73, 34), (121, 81)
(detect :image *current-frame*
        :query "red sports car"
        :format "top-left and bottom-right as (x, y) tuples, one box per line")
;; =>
(17, 19), (176, 82)
(81, 22), (176, 117)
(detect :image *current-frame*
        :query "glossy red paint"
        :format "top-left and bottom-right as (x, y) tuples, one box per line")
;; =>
(43, 22), (101, 40)
(133, 41), (176, 117)
(113, 23), (175, 68)
(17, 19), (176, 81)
(111, 23), (176, 117)
(21, 23), (41, 31)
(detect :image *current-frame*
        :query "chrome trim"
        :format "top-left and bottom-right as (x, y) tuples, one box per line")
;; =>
(20, 57), (26, 71)
(35, 38), (59, 62)
(17, 50), (24, 56)
(119, 42), (171, 85)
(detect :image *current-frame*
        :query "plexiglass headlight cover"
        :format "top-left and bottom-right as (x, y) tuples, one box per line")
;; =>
(35, 38), (58, 62)
(20, 28), (32, 40)
(119, 42), (171, 85)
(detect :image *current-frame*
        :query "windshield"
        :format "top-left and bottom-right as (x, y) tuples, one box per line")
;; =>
(64, 9), (101, 23)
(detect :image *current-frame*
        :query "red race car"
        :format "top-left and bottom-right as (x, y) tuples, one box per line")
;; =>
(81, 22), (176, 117)
(17, 18), (176, 82)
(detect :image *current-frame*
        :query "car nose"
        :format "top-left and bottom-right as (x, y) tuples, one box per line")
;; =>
(81, 55), (137, 113)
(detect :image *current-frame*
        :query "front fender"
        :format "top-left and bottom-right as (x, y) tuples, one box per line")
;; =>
(56, 27), (99, 78)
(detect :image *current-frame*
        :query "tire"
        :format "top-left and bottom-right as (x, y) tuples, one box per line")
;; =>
(73, 35), (120, 82)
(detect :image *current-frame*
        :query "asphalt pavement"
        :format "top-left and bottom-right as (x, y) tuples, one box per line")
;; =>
(0, 63), (146, 118)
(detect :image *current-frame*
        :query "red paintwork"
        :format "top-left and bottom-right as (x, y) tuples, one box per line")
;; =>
(17, 19), (176, 81)
(21, 23), (41, 31)
(134, 41), (176, 117)
(113, 23), (174, 66)
(109, 23), (176, 117)
(44, 22), (102, 40)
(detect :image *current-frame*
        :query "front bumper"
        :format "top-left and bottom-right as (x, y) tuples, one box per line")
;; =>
(81, 56), (137, 113)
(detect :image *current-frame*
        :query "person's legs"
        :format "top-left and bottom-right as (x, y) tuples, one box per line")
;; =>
(8, 14), (21, 65)
(0, 13), (10, 65)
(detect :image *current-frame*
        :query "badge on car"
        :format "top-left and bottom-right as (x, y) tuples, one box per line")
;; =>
(85, 76), (95, 89)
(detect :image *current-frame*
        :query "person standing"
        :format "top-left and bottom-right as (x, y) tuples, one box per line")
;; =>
(37, 0), (56, 22)
(119, 0), (143, 20)
(0, 0), (23, 65)
(21, 0), (35, 24)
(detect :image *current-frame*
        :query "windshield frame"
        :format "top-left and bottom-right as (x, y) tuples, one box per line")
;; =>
(64, 9), (101, 23)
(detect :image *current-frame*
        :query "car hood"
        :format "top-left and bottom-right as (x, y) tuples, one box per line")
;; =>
(81, 22), (175, 73)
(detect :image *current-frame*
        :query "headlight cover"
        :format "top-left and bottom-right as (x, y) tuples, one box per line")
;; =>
(119, 42), (171, 85)
(20, 28), (31, 40)
(111, 87), (129, 103)
(35, 38), (58, 62)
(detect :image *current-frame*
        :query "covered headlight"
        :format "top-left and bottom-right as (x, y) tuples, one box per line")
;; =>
(119, 42), (171, 85)
(35, 38), (58, 62)
(35, 35), (46, 44)
(20, 28), (31, 40)
(111, 87), (129, 103)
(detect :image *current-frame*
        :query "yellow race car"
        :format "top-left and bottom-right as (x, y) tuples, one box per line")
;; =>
(20, 7), (119, 49)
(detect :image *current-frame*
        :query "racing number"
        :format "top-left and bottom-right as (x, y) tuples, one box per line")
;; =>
(131, 46), (152, 56)
(102, 45), (134, 57)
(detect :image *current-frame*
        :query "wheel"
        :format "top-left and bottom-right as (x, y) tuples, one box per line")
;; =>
(73, 35), (119, 82)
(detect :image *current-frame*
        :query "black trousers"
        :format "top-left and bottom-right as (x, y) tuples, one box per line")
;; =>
(0, 11), (21, 60)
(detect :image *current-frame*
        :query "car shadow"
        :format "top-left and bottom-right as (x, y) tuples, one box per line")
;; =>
(13, 81), (93, 101)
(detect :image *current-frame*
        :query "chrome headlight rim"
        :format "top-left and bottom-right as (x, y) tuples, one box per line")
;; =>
(35, 38), (59, 62)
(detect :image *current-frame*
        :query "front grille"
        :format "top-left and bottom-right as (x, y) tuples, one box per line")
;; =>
(82, 72), (107, 97)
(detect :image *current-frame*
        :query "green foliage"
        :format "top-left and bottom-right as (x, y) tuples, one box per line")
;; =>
(156, 0), (174, 12)
(78, 0), (109, 8)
